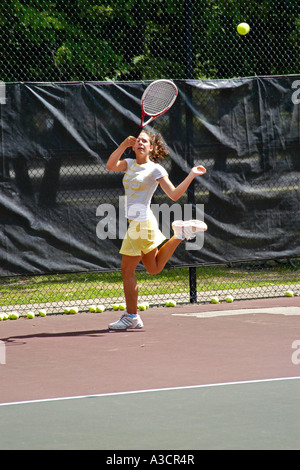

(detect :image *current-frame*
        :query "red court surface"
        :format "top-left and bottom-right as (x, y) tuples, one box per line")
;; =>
(1, 296), (299, 405)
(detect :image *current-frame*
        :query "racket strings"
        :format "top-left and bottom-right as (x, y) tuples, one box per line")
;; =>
(143, 83), (176, 115)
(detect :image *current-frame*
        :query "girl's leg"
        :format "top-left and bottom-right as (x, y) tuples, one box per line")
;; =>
(141, 236), (182, 275)
(109, 238), (182, 330)
(120, 254), (142, 314)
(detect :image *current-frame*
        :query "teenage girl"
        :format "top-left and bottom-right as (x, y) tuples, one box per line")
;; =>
(106, 130), (207, 330)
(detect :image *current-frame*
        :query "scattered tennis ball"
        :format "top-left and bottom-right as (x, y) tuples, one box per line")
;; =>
(144, 302), (150, 309)
(119, 303), (126, 311)
(237, 22), (250, 35)
(0, 314), (3, 321)
(69, 307), (78, 314)
(165, 300), (176, 307)
(64, 307), (71, 314)
(96, 305), (105, 313)
(39, 309), (47, 317)
(211, 296), (219, 304)
(112, 304), (120, 310)
(285, 290), (294, 297)
(89, 305), (97, 312)
(27, 311), (35, 319)
(226, 295), (234, 303)
(2, 313), (8, 321)
(138, 303), (146, 311)
(9, 312), (19, 320)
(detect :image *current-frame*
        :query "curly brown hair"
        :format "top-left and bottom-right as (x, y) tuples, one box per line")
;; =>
(141, 130), (169, 163)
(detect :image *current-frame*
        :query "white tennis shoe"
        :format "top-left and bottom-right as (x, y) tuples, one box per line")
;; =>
(109, 313), (144, 330)
(172, 219), (207, 240)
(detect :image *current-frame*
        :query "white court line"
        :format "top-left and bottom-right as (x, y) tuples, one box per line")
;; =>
(173, 306), (300, 318)
(0, 376), (299, 408)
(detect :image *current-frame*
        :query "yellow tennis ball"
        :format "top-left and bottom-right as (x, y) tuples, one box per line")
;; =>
(165, 300), (176, 307)
(39, 309), (47, 317)
(211, 296), (219, 304)
(27, 311), (35, 319)
(96, 305), (105, 313)
(237, 23), (250, 35)
(285, 290), (294, 297)
(69, 307), (78, 314)
(89, 305), (97, 312)
(9, 312), (19, 320)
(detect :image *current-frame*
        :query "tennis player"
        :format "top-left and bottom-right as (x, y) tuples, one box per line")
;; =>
(106, 130), (207, 330)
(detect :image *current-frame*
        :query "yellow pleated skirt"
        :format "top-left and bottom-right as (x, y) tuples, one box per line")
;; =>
(120, 215), (166, 256)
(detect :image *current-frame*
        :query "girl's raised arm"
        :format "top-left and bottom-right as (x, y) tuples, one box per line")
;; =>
(106, 136), (136, 171)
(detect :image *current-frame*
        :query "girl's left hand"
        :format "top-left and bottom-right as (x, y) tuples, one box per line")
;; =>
(192, 165), (206, 175)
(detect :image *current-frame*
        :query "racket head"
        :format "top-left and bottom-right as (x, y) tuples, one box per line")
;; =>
(140, 79), (178, 128)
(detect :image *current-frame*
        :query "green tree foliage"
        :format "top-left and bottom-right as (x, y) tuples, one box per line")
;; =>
(0, 0), (299, 82)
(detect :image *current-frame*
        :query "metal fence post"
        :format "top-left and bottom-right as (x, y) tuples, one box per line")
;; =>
(184, 0), (197, 303)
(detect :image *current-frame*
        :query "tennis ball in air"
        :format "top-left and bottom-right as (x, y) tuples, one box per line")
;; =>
(27, 311), (35, 319)
(226, 295), (234, 303)
(285, 290), (294, 297)
(112, 304), (119, 311)
(89, 305), (97, 312)
(39, 309), (47, 317)
(9, 312), (19, 320)
(96, 305), (105, 313)
(118, 303), (126, 311)
(138, 303), (146, 311)
(211, 296), (219, 304)
(237, 23), (250, 35)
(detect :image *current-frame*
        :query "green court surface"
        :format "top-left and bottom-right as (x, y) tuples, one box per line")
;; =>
(1, 377), (299, 450)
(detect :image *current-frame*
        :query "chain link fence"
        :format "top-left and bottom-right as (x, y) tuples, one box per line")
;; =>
(0, 0), (299, 315)
(0, 260), (299, 316)
(1, 0), (299, 82)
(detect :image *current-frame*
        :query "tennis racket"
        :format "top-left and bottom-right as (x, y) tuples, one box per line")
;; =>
(140, 79), (178, 129)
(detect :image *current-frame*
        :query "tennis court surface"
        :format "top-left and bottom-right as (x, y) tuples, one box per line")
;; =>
(1, 296), (299, 450)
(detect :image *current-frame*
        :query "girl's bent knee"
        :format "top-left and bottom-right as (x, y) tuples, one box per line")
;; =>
(145, 265), (162, 275)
